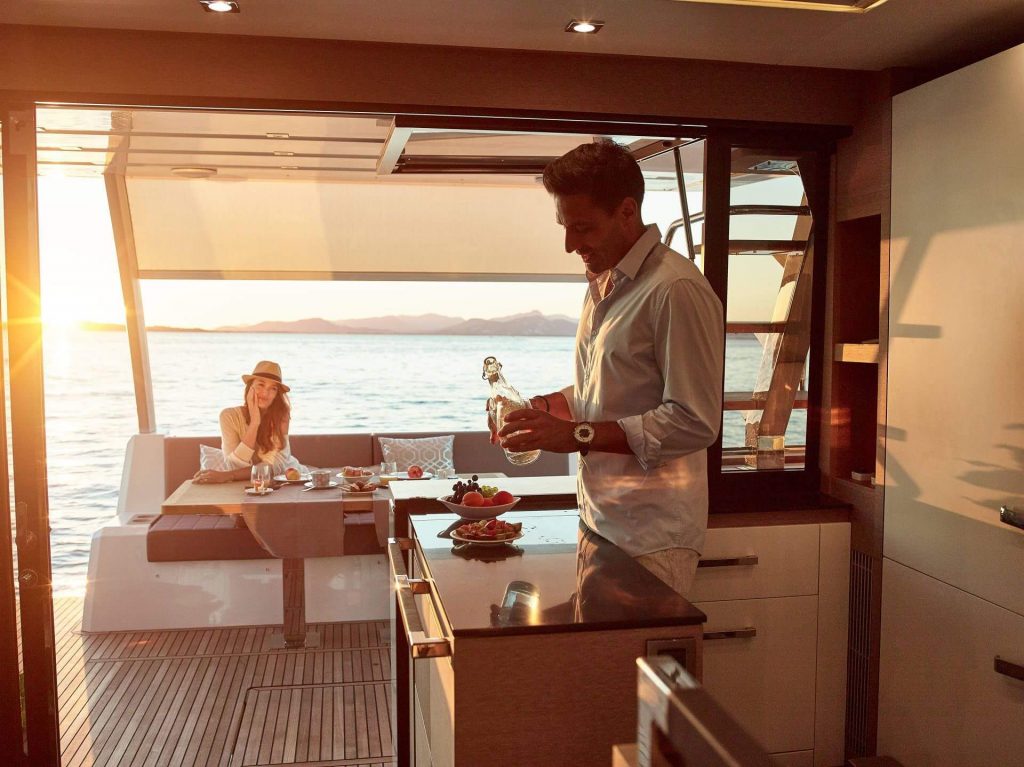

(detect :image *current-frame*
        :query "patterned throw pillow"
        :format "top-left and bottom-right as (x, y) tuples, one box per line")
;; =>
(199, 444), (230, 471)
(379, 435), (455, 476)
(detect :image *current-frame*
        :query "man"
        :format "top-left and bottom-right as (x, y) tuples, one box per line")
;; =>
(496, 139), (724, 597)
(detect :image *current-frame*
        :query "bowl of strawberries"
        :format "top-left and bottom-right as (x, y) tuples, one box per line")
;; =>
(439, 475), (519, 520)
(450, 518), (523, 545)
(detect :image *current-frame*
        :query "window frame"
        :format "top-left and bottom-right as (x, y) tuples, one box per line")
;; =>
(702, 135), (832, 511)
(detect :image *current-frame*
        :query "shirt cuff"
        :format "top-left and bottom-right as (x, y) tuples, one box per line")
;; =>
(231, 442), (255, 465)
(618, 414), (659, 470)
(558, 385), (575, 420)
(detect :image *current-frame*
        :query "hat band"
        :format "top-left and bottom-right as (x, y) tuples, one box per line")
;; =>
(252, 372), (282, 383)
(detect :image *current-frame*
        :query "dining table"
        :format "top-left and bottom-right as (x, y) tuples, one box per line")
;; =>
(161, 471), (389, 649)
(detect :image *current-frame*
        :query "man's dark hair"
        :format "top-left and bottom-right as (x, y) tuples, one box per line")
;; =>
(542, 139), (645, 213)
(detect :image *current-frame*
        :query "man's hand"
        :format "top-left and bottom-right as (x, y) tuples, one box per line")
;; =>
(486, 398), (499, 445)
(499, 408), (577, 454)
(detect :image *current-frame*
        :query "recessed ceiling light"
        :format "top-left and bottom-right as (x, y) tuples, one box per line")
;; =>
(171, 167), (218, 178)
(200, 0), (239, 13)
(273, 151), (295, 157)
(266, 132), (290, 139)
(565, 19), (604, 34)
(280, 165), (299, 170)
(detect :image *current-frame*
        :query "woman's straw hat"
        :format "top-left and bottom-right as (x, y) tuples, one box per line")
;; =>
(242, 360), (290, 392)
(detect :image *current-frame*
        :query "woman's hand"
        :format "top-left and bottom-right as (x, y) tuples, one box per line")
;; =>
(499, 408), (576, 454)
(193, 469), (231, 484)
(246, 386), (262, 427)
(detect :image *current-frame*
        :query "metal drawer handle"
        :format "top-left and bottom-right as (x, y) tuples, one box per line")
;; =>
(994, 656), (1024, 682)
(999, 505), (1024, 531)
(705, 627), (757, 641)
(698, 555), (759, 568)
(388, 539), (452, 659)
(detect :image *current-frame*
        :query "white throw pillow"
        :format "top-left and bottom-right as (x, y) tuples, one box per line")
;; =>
(379, 435), (455, 476)
(199, 444), (230, 471)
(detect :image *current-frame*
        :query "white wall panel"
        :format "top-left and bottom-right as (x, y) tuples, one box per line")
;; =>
(886, 43), (1024, 610)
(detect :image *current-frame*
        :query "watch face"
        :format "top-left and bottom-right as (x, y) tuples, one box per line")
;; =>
(574, 422), (595, 443)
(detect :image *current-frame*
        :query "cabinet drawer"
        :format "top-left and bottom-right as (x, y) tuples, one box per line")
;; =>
(879, 559), (1024, 766)
(695, 595), (818, 754)
(691, 524), (819, 602)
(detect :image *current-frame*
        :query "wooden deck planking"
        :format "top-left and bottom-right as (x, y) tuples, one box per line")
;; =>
(48, 598), (393, 767)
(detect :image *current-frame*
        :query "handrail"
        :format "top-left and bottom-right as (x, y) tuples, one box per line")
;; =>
(388, 539), (452, 659)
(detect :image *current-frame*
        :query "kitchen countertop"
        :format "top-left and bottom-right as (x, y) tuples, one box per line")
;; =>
(411, 509), (706, 638)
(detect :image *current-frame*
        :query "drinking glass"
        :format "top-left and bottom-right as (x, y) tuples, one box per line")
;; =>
(251, 462), (272, 494)
(379, 461), (397, 476)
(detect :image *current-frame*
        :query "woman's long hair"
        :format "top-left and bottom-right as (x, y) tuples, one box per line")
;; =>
(242, 380), (291, 458)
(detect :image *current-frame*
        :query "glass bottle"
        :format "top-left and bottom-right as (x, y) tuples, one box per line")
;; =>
(483, 356), (540, 466)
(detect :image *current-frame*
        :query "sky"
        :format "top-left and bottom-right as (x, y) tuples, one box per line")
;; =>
(33, 174), (790, 329)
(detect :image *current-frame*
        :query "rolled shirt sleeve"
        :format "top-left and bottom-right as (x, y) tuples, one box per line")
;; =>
(558, 385), (576, 420)
(220, 408), (255, 469)
(617, 278), (724, 470)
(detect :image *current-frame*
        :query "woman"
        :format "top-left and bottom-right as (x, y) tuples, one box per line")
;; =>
(193, 360), (296, 483)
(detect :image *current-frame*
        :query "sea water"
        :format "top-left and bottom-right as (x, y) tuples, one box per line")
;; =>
(39, 329), (804, 593)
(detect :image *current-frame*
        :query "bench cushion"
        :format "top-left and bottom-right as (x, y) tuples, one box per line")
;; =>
(372, 431), (570, 478)
(147, 514), (274, 562)
(164, 433), (375, 496)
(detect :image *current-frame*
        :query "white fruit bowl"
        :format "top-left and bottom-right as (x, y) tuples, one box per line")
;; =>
(438, 495), (520, 520)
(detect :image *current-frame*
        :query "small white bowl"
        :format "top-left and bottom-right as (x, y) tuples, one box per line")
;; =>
(437, 495), (520, 520)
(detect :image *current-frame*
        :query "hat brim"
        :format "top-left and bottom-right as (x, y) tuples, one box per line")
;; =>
(242, 373), (290, 393)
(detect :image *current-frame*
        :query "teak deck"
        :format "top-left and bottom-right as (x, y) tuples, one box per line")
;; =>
(51, 598), (394, 767)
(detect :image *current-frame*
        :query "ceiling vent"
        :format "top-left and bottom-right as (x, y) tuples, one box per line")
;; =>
(667, 0), (888, 12)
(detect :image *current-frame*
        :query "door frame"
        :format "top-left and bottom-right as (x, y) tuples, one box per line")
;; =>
(1, 104), (61, 767)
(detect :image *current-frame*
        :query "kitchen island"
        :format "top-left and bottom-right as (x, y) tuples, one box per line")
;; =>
(390, 508), (705, 767)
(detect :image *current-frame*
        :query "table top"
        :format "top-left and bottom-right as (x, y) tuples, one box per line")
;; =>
(390, 474), (575, 504)
(412, 509), (705, 638)
(162, 473), (388, 515)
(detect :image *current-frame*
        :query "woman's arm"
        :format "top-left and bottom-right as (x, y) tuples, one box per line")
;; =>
(193, 465), (251, 484)
(221, 407), (257, 469)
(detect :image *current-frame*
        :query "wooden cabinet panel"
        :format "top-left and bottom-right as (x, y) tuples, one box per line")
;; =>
(690, 524), (819, 602)
(414, 697), (432, 767)
(695, 595), (818, 754)
(878, 559), (1024, 767)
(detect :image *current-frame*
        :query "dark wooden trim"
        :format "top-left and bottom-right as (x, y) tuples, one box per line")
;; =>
(702, 137), (732, 484)
(708, 506), (850, 528)
(803, 150), (831, 485)
(0, 112), (26, 762)
(709, 142), (832, 506)
(1, 105), (61, 766)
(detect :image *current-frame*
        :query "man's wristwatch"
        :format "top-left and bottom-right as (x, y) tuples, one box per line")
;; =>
(573, 422), (596, 456)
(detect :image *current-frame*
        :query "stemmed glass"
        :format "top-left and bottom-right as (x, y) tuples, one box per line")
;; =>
(251, 462), (272, 494)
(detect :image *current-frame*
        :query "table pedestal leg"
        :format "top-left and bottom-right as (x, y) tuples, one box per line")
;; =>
(269, 558), (319, 649)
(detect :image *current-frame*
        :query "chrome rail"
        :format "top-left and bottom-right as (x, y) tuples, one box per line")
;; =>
(388, 539), (452, 659)
(704, 627), (757, 641)
(698, 555), (758, 568)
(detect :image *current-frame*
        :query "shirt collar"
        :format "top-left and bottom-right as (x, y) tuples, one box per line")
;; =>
(614, 224), (662, 282)
(586, 224), (662, 301)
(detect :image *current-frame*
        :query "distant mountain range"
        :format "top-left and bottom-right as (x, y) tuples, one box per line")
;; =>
(81, 311), (579, 337)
